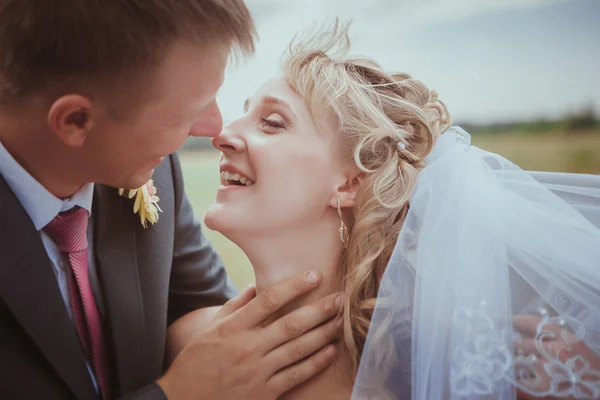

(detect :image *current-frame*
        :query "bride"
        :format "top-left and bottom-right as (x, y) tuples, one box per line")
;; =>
(171, 21), (600, 399)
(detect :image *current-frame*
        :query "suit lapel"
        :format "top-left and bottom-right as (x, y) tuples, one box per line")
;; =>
(93, 184), (146, 394)
(0, 175), (97, 399)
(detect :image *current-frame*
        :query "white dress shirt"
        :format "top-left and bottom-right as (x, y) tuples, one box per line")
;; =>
(0, 140), (99, 392)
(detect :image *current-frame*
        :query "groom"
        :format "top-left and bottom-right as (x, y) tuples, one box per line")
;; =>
(0, 1), (341, 399)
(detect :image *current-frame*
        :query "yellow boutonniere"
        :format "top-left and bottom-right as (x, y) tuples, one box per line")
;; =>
(118, 179), (162, 228)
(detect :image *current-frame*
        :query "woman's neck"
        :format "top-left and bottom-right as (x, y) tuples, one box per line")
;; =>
(230, 214), (353, 399)
(237, 215), (343, 318)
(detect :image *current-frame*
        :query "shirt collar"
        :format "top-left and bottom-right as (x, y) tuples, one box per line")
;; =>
(0, 140), (94, 231)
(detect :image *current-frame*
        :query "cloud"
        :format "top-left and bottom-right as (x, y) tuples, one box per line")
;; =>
(246, 0), (573, 30)
(217, 0), (593, 125)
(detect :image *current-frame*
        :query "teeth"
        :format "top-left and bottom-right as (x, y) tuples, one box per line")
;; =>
(220, 171), (254, 186)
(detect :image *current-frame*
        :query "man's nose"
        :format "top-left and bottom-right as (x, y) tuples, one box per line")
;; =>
(189, 101), (223, 138)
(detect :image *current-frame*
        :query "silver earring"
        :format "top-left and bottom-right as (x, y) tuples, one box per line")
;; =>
(337, 198), (349, 248)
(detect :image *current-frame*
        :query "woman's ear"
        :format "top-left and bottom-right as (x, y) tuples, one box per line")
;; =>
(329, 172), (364, 209)
(47, 94), (95, 147)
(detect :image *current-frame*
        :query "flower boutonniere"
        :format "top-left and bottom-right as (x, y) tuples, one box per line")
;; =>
(118, 179), (162, 228)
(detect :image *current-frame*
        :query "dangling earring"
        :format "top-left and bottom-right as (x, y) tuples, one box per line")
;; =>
(337, 198), (349, 248)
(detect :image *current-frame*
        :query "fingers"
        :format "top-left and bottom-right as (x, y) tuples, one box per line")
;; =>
(513, 338), (546, 359)
(512, 315), (542, 337)
(514, 341), (599, 400)
(514, 358), (551, 395)
(514, 337), (571, 361)
(512, 336), (553, 394)
(515, 336), (597, 366)
(262, 292), (342, 352)
(512, 314), (580, 363)
(512, 315), (565, 339)
(263, 316), (342, 374)
(216, 284), (257, 319)
(266, 344), (337, 398)
(231, 271), (323, 329)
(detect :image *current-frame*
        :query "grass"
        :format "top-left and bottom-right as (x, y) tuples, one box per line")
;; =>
(179, 150), (256, 290)
(470, 131), (600, 173)
(179, 131), (600, 291)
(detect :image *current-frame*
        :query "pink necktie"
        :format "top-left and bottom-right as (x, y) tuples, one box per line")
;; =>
(45, 207), (110, 399)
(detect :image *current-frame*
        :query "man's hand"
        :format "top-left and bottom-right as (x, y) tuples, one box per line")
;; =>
(165, 305), (221, 366)
(157, 271), (342, 400)
(512, 315), (600, 400)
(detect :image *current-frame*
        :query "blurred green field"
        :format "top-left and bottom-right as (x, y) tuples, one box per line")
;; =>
(180, 131), (600, 291)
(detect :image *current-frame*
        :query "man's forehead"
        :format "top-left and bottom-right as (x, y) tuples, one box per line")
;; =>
(153, 43), (228, 101)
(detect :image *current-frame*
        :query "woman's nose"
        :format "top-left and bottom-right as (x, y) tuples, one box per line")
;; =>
(211, 124), (246, 153)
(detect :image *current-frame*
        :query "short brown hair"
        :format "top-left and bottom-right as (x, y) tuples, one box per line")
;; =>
(0, 0), (256, 104)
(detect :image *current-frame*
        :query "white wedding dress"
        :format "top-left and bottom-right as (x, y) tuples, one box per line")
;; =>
(352, 127), (600, 399)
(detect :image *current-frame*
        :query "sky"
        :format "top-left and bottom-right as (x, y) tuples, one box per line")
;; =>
(216, 0), (600, 125)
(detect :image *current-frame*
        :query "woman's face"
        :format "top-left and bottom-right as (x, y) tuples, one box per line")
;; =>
(204, 76), (350, 238)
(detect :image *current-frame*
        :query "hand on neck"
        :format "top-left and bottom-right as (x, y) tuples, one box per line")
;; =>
(232, 214), (346, 320)
(228, 215), (354, 399)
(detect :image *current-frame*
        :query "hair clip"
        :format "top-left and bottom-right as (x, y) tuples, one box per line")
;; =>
(396, 142), (406, 151)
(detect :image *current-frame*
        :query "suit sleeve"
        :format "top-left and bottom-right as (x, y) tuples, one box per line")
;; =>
(118, 383), (167, 400)
(166, 153), (238, 325)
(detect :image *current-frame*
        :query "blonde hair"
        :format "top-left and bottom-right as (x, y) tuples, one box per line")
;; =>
(282, 20), (450, 377)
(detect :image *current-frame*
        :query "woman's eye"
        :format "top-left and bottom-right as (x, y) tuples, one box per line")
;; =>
(260, 114), (286, 129)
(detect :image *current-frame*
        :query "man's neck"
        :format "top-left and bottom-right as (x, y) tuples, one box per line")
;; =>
(0, 109), (83, 199)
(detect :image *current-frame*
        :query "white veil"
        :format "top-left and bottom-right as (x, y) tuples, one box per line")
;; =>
(352, 127), (600, 399)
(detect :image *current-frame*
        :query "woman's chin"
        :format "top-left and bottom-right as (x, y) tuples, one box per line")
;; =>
(204, 205), (243, 238)
(203, 206), (223, 232)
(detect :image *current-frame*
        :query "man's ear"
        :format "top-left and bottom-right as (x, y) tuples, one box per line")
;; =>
(47, 94), (95, 147)
(328, 172), (364, 209)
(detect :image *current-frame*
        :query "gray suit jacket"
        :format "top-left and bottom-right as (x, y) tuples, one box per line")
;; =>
(0, 154), (236, 399)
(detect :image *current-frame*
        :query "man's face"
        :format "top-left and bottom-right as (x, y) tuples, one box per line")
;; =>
(81, 41), (229, 189)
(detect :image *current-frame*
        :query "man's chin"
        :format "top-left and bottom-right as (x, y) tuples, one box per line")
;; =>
(116, 169), (155, 190)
